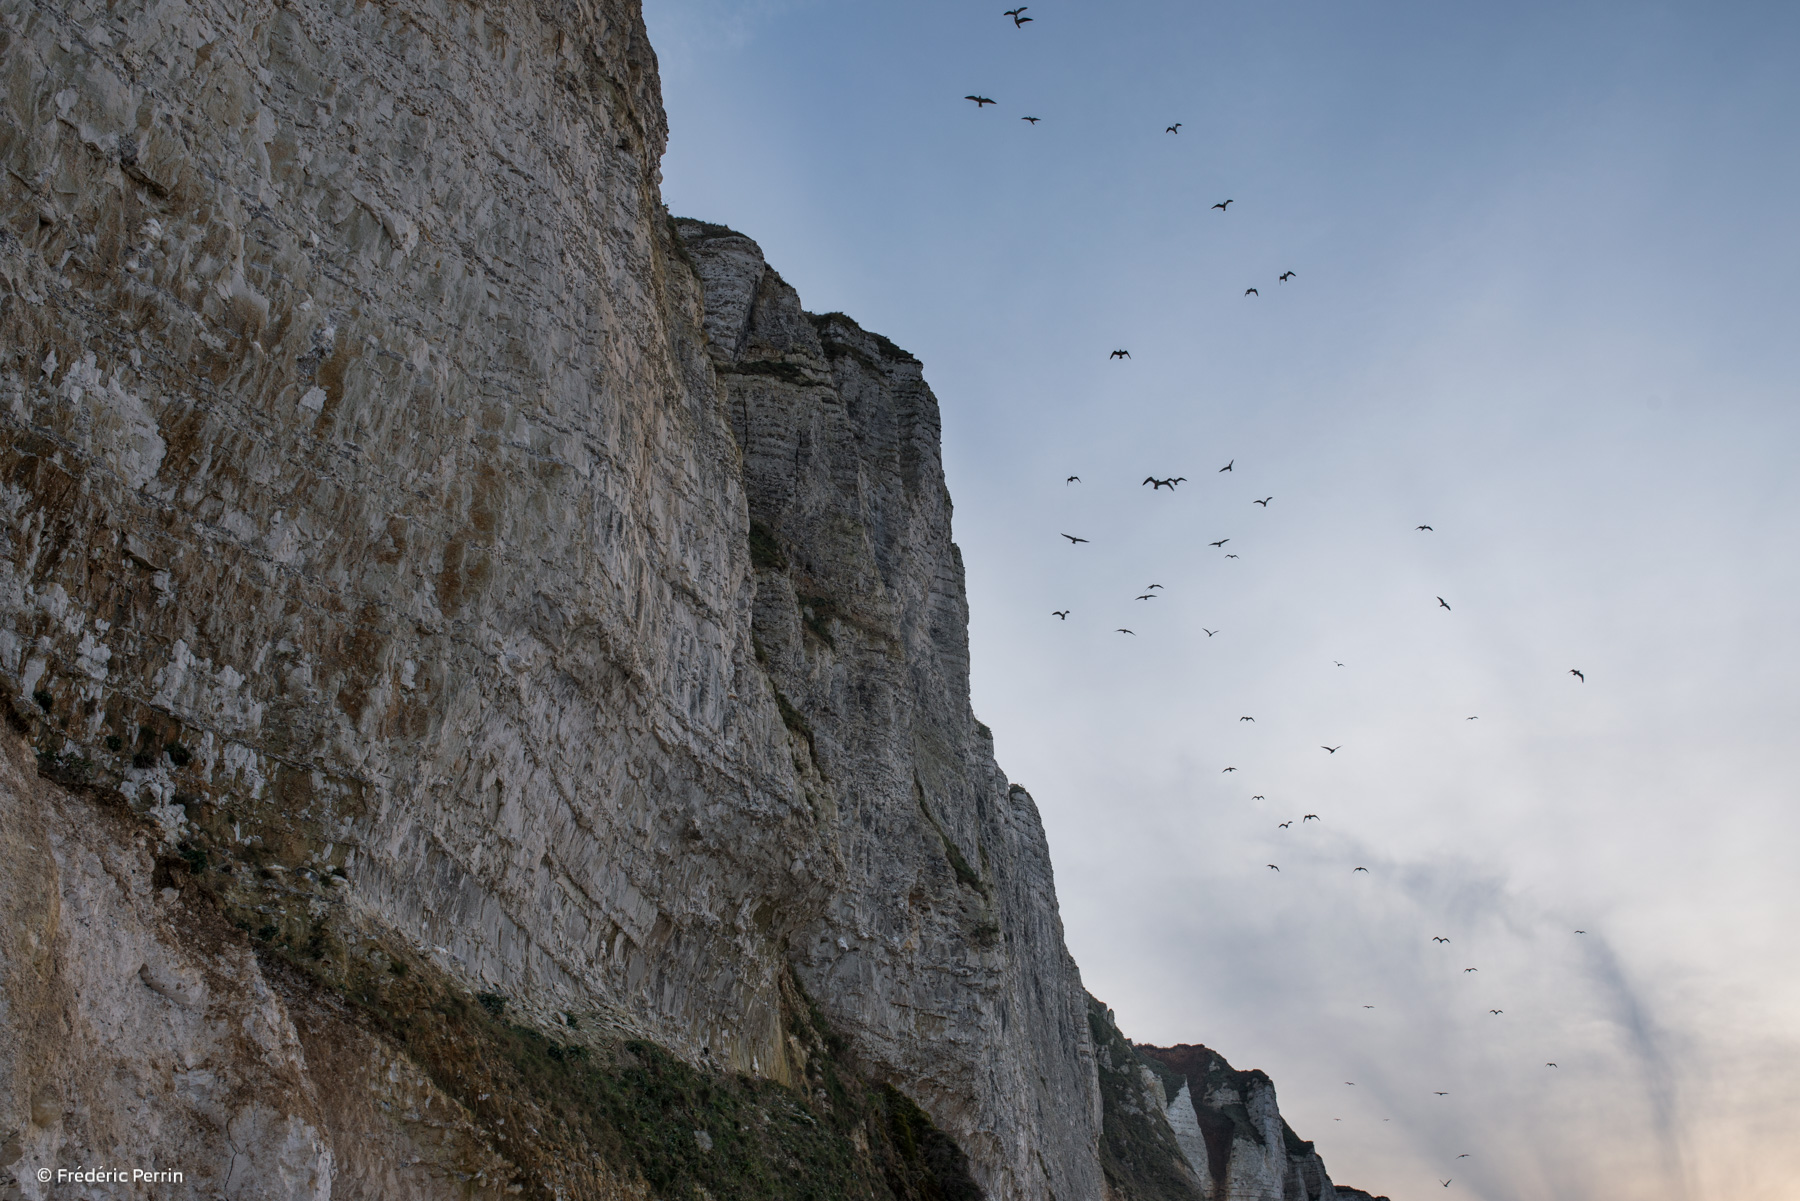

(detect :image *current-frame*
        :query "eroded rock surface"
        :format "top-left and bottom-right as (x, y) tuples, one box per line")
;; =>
(0, 0), (1098, 1195)
(1135, 1043), (1391, 1201)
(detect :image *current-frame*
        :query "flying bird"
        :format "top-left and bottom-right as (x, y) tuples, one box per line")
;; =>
(1353, 866), (1369, 873)
(1437, 597), (1452, 610)
(1575, 929), (1586, 934)
(1010, 11), (1033, 26)
(1146, 584), (1163, 590)
(1245, 287), (1259, 297)
(1251, 795), (1264, 800)
(1321, 745), (1341, 754)
(1303, 814), (1320, 822)
(1212, 199), (1233, 211)
(1222, 766), (1237, 773)
(1363, 1005), (1374, 1009)
(1219, 459), (1234, 472)
(1490, 1009), (1504, 1015)
(1278, 821), (1292, 828)
(1457, 1155), (1470, 1159)
(1209, 538), (1230, 547)
(1464, 967), (1479, 973)
(1116, 628), (1136, 635)
(1254, 497), (1272, 506)
(1109, 349), (1131, 359)
(1334, 661), (1344, 667)
(1279, 271), (1295, 282)
(1417, 525), (1434, 531)
(1434, 1092), (1449, 1096)
(1203, 629), (1218, 636)
(1467, 716), (1478, 720)
(1225, 553), (1238, 558)
(965, 95), (997, 107)
(1143, 476), (1186, 489)
(1546, 1063), (1558, 1068)
(1240, 716), (1255, 722)
(1166, 123), (1181, 133)
(1022, 116), (1040, 124)
(1570, 669), (1585, 682)
(1345, 1082), (1355, 1086)
(1136, 594), (1157, 601)
(1432, 937), (1451, 943)
(1061, 533), (1088, 544)
(1065, 475), (1080, 483)
(1051, 610), (1069, 620)
(1267, 864), (1280, 871)
(1003, 6), (1027, 16)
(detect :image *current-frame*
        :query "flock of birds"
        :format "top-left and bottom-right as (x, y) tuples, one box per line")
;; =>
(963, 7), (1594, 1191)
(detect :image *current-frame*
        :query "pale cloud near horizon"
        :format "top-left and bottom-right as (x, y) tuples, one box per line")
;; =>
(643, 2), (1800, 1196)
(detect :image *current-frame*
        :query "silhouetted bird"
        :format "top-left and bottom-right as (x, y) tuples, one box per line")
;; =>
(1279, 271), (1296, 282)
(1434, 1092), (1448, 1096)
(1490, 1009), (1503, 1015)
(1166, 123), (1181, 133)
(1220, 459), (1234, 472)
(1222, 766), (1237, 773)
(1546, 1063), (1558, 1068)
(1432, 937), (1451, 943)
(1464, 967), (1478, 973)
(1116, 628), (1136, 635)
(1066, 475), (1080, 483)
(1321, 745), (1341, 754)
(1267, 864), (1280, 871)
(1210, 538), (1230, 547)
(1303, 814), (1320, 822)
(1467, 716), (1478, 720)
(1240, 716), (1255, 722)
(1245, 287), (1259, 297)
(1226, 553), (1239, 558)
(1364, 1005), (1374, 1008)
(1570, 669), (1585, 682)
(1203, 629), (1218, 636)
(1136, 594), (1156, 601)
(1254, 497), (1272, 505)
(1575, 929), (1586, 934)
(1278, 821), (1292, 828)
(1022, 116), (1040, 124)
(1251, 795), (1264, 800)
(1109, 349), (1131, 359)
(1354, 866), (1369, 873)
(965, 95), (996, 107)
(1418, 524), (1434, 531)
(1004, 7), (1032, 26)
(1051, 611), (1069, 620)
(1061, 533), (1088, 544)
(1212, 199), (1234, 211)
(1438, 597), (1452, 610)
(1146, 584), (1163, 590)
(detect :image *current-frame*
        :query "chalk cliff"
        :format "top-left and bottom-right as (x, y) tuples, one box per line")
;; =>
(0, 0), (1382, 1197)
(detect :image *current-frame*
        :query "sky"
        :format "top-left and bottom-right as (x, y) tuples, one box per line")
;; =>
(639, 3), (1800, 1198)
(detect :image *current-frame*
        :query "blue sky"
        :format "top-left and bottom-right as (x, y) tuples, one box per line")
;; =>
(643, 3), (1800, 1197)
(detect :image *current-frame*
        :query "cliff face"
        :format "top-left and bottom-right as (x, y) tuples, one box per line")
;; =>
(0, 0), (1095, 1194)
(0, 0), (1383, 1197)
(1132, 1042), (1392, 1201)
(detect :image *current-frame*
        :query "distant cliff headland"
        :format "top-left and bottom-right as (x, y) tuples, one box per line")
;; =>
(0, 0), (1383, 1196)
